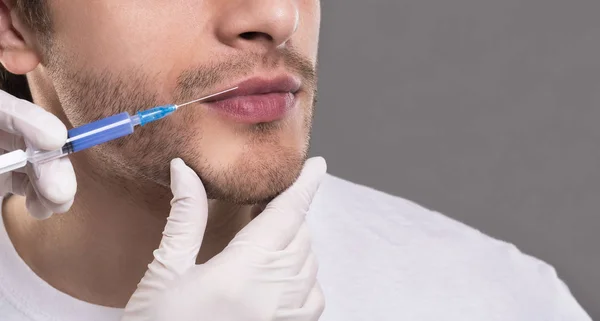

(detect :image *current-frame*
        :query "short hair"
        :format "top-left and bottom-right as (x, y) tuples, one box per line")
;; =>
(0, 0), (51, 102)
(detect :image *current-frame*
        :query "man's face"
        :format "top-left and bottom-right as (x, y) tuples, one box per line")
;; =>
(42, 0), (321, 204)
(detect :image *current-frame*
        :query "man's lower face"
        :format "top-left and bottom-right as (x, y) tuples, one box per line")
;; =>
(51, 50), (317, 205)
(171, 104), (313, 204)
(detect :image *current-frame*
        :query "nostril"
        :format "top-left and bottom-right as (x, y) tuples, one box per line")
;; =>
(239, 31), (273, 42)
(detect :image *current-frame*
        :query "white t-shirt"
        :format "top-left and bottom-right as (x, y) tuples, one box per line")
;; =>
(0, 175), (592, 321)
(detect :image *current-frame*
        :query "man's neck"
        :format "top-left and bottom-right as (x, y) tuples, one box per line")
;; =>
(2, 153), (257, 308)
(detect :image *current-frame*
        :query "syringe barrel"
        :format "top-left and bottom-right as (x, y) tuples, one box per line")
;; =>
(27, 112), (137, 165)
(27, 148), (66, 164)
(64, 112), (135, 153)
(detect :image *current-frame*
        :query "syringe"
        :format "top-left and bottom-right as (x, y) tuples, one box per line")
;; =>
(0, 87), (238, 174)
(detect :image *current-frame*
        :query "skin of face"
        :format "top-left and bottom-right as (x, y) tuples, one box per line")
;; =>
(0, 0), (322, 306)
(32, 0), (321, 205)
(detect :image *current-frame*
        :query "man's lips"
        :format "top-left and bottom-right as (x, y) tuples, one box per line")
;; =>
(203, 75), (301, 123)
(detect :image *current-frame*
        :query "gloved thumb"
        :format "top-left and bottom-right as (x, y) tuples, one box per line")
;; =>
(233, 157), (327, 251)
(148, 158), (209, 278)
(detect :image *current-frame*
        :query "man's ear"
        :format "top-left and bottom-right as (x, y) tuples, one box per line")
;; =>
(0, 1), (41, 75)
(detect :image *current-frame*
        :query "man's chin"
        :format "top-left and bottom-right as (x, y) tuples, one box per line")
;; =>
(192, 154), (306, 205)
(200, 175), (296, 205)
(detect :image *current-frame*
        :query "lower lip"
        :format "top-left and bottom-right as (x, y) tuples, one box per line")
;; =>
(205, 93), (296, 123)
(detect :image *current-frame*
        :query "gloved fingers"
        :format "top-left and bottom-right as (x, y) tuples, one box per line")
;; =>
(278, 251), (319, 310)
(233, 157), (327, 251)
(303, 283), (326, 320)
(282, 223), (312, 275)
(275, 283), (326, 321)
(25, 173), (74, 217)
(37, 192), (74, 214)
(27, 157), (77, 205)
(0, 91), (67, 150)
(0, 169), (66, 218)
(0, 130), (25, 151)
(150, 158), (208, 277)
(25, 183), (53, 220)
(297, 252), (319, 306)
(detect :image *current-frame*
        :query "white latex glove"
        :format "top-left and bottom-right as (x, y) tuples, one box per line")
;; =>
(0, 90), (76, 219)
(123, 157), (327, 321)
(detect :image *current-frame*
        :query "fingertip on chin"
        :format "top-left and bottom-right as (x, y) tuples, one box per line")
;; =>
(170, 158), (185, 169)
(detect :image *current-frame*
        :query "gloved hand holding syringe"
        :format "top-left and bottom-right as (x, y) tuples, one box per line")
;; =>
(0, 86), (237, 174)
(0, 87), (327, 321)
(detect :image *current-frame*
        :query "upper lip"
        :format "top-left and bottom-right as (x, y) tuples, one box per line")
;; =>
(206, 74), (302, 102)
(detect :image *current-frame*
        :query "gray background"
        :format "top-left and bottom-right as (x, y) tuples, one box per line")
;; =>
(313, 0), (599, 318)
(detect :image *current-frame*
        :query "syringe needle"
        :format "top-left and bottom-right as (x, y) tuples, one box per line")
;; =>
(175, 87), (239, 109)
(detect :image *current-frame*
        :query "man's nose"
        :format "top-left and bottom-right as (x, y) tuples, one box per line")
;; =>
(214, 0), (299, 51)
